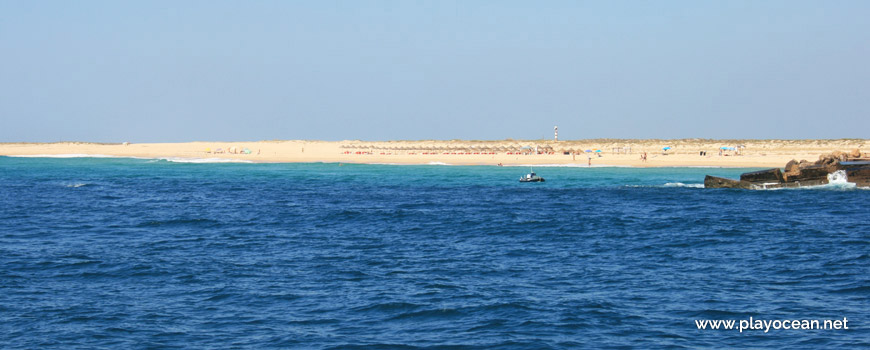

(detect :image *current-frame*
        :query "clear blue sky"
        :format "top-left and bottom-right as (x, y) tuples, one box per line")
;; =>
(1, 1), (868, 142)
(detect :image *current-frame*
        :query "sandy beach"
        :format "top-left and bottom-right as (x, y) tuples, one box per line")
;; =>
(1, 139), (866, 168)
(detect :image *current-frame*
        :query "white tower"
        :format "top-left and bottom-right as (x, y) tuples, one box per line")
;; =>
(554, 126), (558, 142)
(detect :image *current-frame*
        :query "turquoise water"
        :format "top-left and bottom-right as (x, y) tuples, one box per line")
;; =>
(1, 157), (867, 349)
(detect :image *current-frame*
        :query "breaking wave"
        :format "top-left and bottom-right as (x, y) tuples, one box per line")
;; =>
(756, 171), (861, 191)
(6, 154), (253, 164)
(624, 182), (705, 188)
(663, 182), (705, 188)
(156, 157), (253, 164)
(509, 164), (634, 168)
(7, 154), (126, 158)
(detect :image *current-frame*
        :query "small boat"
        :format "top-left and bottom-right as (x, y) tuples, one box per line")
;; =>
(520, 171), (545, 182)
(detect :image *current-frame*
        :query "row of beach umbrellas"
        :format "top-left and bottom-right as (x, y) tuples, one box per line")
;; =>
(660, 146), (744, 151)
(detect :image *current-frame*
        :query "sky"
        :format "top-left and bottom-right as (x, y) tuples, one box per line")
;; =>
(1, 1), (868, 142)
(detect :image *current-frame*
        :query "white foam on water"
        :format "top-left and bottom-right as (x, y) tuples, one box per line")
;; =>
(507, 164), (634, 168)
(7, 154), (256, 163)
(754, 170), (859, 191)
(7, 154), (126, 158)
(427, 162), (451, 165)
(663, 182), (705, 188)
(623, 183), (704, 189)
(818, 170), (857, 190)
(828, 169), (849, 183)
(157, 157), (253, 164)
(65, 183), (89, 188)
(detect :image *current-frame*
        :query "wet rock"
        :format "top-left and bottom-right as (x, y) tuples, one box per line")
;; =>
(845, 168), (870, 187)
(705, 150), (870, 189)
(704, 175), (752, 189)
(741, 168), (784, 183)
(788, 165), (831, 182)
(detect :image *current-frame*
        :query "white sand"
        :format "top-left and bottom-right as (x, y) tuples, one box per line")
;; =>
(1, 139), (866, 168)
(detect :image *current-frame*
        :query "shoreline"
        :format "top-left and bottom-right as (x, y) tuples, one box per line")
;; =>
(0, 155), (740, 168)
(1, 139), (866, 168)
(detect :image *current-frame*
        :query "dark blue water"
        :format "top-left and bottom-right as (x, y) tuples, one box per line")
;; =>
(1, 157), (868, 349)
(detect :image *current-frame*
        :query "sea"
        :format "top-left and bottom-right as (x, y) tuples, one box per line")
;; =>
(1, 156), (867, 349)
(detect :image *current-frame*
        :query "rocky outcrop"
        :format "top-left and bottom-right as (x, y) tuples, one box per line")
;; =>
(706, 150), (870, 189)
(704, 175), (752, 189)
(740, 168), (784, 183)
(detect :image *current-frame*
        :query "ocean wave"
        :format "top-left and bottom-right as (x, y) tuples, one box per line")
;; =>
(624, 183), (705, 188)
(508, 164), (634, 168)
(65, 183), (90, 188)
(7, 154), (254, 163)
(427, 161), (451, 165)
(755, 171), (862, 191)
(156, 157), (253, 164)
(7, 154), (127, 158)
(757, 183), (860, 191)
(663, 182), (705, 188)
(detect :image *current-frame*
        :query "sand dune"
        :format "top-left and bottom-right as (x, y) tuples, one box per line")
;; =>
(1, 139), (866, 168)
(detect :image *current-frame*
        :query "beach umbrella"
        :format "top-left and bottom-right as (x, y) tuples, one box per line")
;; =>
(595, 149), (602, 153)
(720, 146), (729, 150)
(663, 147), (672, 151)
(585, 149), (592, 153)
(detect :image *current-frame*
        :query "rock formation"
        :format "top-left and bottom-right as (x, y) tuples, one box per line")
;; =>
(705, 150), (870, 189)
